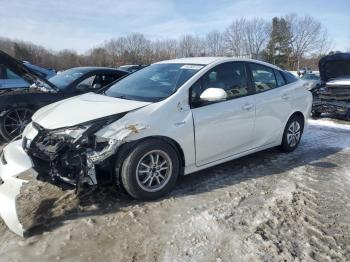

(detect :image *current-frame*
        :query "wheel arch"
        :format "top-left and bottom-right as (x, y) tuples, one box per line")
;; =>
(112, 135), (186, 188)
(288, 111), (305, 129)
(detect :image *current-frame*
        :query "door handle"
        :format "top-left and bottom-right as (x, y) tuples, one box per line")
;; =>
(174, 121), (186, 127)
(281, 94), (289, 100)
(242, 103), (254, 111)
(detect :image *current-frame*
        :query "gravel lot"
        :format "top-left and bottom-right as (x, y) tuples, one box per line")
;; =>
(0, 118), (350, 262)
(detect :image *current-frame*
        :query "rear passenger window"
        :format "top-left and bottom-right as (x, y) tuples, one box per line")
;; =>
(275, 70), (286, 87)
(250, 63), (277, 92)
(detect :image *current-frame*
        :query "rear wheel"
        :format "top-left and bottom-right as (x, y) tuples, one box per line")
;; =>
(0, 107), (34, 142)
(280, 115), (304, 152)
(120, 139), (180, 200)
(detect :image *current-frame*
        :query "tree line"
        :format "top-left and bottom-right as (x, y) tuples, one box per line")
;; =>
(0, 14), (333, 71)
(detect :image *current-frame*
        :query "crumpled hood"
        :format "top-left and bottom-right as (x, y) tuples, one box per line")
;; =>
(319, 53), (350, 83)
(32, 93), (151, 129)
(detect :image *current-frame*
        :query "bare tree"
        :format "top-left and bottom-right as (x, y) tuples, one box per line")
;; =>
(0, 14), (333, 71)
(151, 39), (178, 61)
(243, 18), (271, 59)
(205, 30), (225, 56)
(286, 14), (331, 69)
(123, 33), (152, 64)
(223, 18), (247, 57)
(314, 29), (333, 57)
(177, 34), (205, 57)
(104, 37), (128, 66)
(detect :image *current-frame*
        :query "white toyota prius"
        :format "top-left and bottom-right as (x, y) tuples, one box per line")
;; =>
(0, 55), (312, 235)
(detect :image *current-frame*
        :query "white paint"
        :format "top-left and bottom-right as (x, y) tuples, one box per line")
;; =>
(32, 93), (151, 129)
(0, 140), (36, 237)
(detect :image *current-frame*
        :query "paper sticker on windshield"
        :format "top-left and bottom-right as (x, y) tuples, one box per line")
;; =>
(181, 65), (204, 70)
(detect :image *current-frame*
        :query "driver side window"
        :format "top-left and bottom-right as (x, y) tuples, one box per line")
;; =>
(191, 62), (249, 107)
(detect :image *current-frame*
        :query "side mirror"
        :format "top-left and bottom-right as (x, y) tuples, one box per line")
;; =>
(200, 88), (227, 102)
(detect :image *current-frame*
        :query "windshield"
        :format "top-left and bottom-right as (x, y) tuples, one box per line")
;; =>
(105, 63), (203, 102)
(302, 74), (319, 80)
(49, 68), (85, 89)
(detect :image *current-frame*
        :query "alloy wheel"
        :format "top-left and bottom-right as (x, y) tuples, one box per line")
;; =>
(287, 121), (301, 148)
(136, 150), (173, 192)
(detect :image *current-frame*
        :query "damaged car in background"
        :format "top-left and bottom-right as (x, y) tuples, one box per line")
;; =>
(312, 53), (350, 119)
(0, 56), (312, 237)
(0, 50), (128, 141)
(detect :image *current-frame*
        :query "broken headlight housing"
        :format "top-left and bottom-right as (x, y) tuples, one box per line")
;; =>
(50, 125), (92, 141)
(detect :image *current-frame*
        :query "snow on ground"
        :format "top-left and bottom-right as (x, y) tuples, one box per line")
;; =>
(0, 118), (349, 261)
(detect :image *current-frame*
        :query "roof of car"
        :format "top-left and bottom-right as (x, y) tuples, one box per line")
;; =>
(155, 57), (282, 70)
(68, 67), (126, 72)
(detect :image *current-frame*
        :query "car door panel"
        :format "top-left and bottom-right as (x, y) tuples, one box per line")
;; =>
(254, 86), (292, 146)
(249, 64), (293, 147)
(192, 96), (256, 166)
(191, 62), (256, 166)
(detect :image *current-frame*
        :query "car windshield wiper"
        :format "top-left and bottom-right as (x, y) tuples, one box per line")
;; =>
(114, 95), (134, 100)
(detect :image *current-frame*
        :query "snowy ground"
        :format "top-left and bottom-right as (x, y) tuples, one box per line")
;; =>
(0, 118), (350, 262)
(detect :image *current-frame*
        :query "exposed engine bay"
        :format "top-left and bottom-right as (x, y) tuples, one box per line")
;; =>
(24, 114), (127, 191)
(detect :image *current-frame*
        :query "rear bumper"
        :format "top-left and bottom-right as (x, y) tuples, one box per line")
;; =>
(0, 140), (37, 236)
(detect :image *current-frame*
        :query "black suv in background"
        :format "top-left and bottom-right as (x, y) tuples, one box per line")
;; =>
(0, 51), (128, 141)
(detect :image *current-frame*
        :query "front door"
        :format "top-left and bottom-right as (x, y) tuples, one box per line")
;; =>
(191, 62), (256, 166)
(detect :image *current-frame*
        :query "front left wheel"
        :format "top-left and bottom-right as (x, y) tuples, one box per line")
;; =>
(120, 139), (180, 200)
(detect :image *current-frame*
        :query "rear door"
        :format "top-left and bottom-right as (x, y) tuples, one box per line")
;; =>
(248, 63), (293, 147)
(191, 62), (256, 166)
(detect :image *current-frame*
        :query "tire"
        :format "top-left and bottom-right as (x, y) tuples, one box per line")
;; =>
(280, 115), (304, 152)
(120, 139), (180, 200)
(0, 107), (34, 142)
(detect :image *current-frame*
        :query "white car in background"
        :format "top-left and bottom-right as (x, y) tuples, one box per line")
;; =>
(0, 57), (312, 235)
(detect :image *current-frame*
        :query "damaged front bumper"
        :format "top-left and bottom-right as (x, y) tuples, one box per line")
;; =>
(0, 140), (37, 236)
(0, 119), (148, 236)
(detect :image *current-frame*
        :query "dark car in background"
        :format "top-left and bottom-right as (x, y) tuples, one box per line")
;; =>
(117, 64), (148, 73)
(0, 51), (128, 141)
(312, 53), (350, 119)
(0, 61), (56, 89)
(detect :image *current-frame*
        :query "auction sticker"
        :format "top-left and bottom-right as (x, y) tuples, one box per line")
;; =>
(181, 65), (204, 70)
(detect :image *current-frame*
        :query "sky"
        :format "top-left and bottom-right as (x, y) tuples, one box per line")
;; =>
(0, 0), (349, 53)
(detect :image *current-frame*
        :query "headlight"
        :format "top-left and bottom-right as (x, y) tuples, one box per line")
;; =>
(52, 125), (91, 139)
